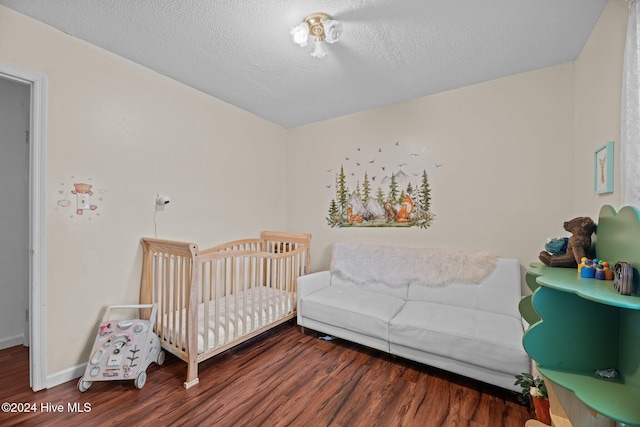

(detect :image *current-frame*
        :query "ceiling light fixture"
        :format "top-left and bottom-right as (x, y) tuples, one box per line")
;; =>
(290, 13), (342, 59)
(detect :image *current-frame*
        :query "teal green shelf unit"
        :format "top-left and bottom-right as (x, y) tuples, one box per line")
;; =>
(521, 205), (640, 427)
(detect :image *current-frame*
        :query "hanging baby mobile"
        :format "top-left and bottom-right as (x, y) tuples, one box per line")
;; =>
(326, 140), (436, 229)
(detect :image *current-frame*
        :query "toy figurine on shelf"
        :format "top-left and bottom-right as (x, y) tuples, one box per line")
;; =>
(579, 257), (613, 280)
(580, 258), (595, 278)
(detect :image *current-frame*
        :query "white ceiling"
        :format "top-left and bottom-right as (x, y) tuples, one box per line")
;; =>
(0, 0), (608, 128)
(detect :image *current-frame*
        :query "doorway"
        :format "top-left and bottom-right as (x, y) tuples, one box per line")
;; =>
(0, 78), (29, 351)
(0, 60), (47, 391)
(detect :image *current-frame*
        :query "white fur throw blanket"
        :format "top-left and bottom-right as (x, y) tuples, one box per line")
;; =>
(330, 243), (498, 288)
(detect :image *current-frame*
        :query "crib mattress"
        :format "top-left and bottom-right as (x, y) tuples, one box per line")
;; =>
(161, 286), (294, 354)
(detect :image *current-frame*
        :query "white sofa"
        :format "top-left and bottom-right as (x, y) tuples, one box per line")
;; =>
(296, 244), (530, 392)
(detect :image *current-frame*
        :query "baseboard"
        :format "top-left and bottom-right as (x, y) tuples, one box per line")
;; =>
(0, 334), (24, 350)
(46, 362), (86, 389)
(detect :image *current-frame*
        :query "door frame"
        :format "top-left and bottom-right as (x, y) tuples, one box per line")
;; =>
(0, 60), (47, 391)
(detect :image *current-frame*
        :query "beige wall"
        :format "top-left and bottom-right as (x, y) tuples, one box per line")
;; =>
(288, 64), (576, 271)
(573, 0), (628, 218)
(0, 6), (288, 376)
(0, 0), (630, 384)
(288, 0), (628, 273)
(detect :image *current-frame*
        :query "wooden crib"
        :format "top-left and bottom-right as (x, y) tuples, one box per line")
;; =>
(139, 231), (311, 388)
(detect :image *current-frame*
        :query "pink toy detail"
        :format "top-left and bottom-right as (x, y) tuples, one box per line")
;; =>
(99, 323), (112, 336)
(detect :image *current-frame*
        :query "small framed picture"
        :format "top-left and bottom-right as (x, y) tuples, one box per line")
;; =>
(594, 141), (614, 194)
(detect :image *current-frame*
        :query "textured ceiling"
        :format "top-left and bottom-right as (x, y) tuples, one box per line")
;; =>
(0, 0), (608, 128)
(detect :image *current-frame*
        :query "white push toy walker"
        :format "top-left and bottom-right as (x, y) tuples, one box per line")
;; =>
(78, 304), (164, 392)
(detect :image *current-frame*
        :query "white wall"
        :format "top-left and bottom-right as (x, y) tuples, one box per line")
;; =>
(0, 6), (288, 377)
(0, 77), (29, 349)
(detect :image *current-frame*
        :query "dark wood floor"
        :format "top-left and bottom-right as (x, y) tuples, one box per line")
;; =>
(0, 323), (533, 426)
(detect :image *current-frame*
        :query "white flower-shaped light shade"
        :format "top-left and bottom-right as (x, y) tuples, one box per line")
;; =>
(311, 40), (327, 58)
(323, 20), (343, 44)
(290, 23), (309, 47)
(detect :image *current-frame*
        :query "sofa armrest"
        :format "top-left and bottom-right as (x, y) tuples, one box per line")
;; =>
(297, 270), (331, 299)
(297, 271), (331, 326)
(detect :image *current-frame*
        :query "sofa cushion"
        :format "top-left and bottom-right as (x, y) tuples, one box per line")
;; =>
(407, 258), (521, 319)
(388, 301), (528, 375)
(300, 285), (406, 341)
(330, 274), (408, 299)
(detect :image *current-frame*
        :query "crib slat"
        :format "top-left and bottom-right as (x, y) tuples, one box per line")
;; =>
(225, 257), (231, 344)
(159, 255), (169, 346)
(202, 260), (210, 355)
(212, 259), (218, 346)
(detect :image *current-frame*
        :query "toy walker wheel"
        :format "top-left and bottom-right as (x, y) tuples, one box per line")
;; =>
(135, 371), (147, 389)
(77, 378), (92, 393)
(157, 351), (165, 366)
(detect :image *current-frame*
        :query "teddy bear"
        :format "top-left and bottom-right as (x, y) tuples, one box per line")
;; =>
(539, 216), (596, 268)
